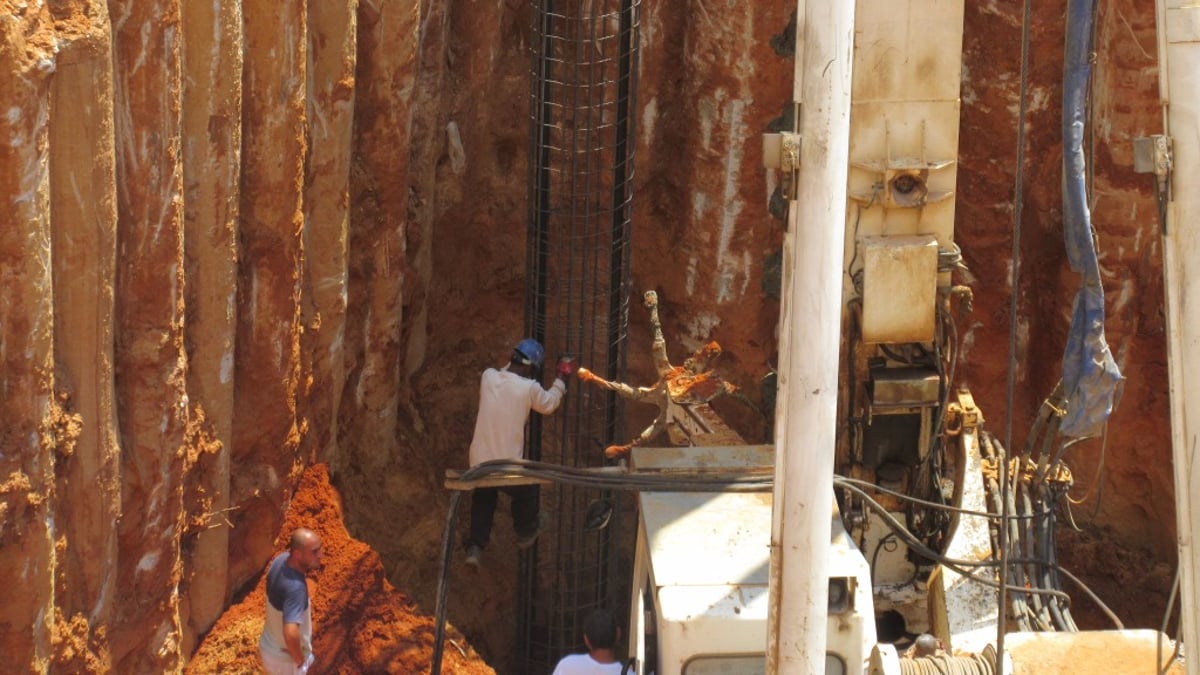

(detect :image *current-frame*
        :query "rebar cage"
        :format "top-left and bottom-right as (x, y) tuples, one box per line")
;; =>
(518, 0), (641, 671)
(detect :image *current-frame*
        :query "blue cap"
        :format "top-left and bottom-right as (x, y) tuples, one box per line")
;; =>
(513, 338), (545, 368)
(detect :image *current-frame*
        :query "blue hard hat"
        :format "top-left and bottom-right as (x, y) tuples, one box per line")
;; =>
(513, 338), (544, 367)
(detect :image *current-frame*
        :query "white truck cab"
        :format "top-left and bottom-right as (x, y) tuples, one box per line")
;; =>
(626, 445), (876, 675)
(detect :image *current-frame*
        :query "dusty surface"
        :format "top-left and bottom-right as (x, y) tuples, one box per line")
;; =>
(1055, 524), (1177, 633)
(0, 0), (1178, 672)
(1006, 630), (1184, 674)
(188, 464), (493, 674)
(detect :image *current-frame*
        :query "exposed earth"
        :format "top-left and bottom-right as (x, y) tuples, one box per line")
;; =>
(187, 464), (493, 674)
(0, 0), (1176, 672)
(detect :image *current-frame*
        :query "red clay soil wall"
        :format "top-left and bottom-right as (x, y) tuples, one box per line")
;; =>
(0, 4), (58, 668)
(0, 0), (1176, 671)
(47, 0), (122, 669)
(179, 0), (242, 654)
(107, 0), (190, 669)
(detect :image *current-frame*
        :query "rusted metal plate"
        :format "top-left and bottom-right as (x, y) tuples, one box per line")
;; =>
(630, 444), (774, 472)
(871, 367), (941, 405)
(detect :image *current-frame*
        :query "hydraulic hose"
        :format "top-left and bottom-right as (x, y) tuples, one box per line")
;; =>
(431, 491), (463, 675)
(431, 441), (1114, 672)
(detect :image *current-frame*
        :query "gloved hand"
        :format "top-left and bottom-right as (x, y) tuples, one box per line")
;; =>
(556, 356), (579, 379)
(297, 652), (315, 675)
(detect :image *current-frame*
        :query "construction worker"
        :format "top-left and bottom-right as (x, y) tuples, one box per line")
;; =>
(260, 528), (322, 674)
(551, 608), (625, 674)
(463, 338), (577, 567)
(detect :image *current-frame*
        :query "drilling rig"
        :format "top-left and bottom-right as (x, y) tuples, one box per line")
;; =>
(616, 0), (1194, 672)
(436, 0), (1196, 672)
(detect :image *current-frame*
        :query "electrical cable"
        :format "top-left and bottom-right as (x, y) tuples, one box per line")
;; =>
(454, 461), (1085, 585)
(1036, 486), (1070, 631)
(871, 533), (899, 587)
(1066, 423), (1108, 508)
(453, 458), (774, 492)
(1020, 383), (1061, 458)
(1003, 486), (1033, 632)
(846, 185), (880, 295)
(846, 298), (864, 466)
(834, 476), (1050, 521)
(435, 436), (1118, 672)
(1000, 0), (1037, 660)
(1043, 502), (1078, 631)
(1017, 484), (1047, 630)
(836, 481), (1078, 604)
(1051, 562), (1123, 629)
(976, 431), (1106, 632)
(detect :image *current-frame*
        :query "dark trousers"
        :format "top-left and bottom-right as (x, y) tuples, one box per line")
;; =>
(467, 485), (540, 550)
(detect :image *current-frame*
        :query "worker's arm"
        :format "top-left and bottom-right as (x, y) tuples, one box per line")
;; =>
(282, 622), (304, 667)
(530, 377), (567, 414)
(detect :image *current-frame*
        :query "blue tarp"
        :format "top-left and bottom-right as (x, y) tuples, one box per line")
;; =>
(1060, 0), (1123, 437)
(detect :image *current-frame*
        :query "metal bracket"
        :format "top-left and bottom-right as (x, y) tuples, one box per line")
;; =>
(943, 389), (983, 437)
(1134, 134), (1173, 233)
(850, 158), (955, 209)
(762, 131), (802, 200)
(1133, 134), (1172, 178)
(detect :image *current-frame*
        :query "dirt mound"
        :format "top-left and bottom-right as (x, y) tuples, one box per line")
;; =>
(187, 463), (494, 674)
(1054, 523), (1177, 633)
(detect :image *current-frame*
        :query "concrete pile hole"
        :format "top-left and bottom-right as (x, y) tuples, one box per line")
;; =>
(0, 0), (1178, 672)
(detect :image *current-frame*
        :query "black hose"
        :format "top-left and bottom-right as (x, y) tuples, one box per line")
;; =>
(834, 476), (1050, 521)
(1035, 488), (1067, 632)
(456, 458), (774, 492)
(1003, 487), (1031, 632)
(430, 491), (464, 675)
(1052, 563), (1123, 629)
(1017, 483), (1047, 630)
(836, 481), (1076, 604)
(1044, 511), (1077, 631)
(871, 533), (898, 587)
(434, 441), (1116, 667)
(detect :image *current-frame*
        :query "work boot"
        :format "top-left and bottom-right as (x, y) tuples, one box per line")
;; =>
(516, 512), (549, 550)
(464, 544), (482, 568)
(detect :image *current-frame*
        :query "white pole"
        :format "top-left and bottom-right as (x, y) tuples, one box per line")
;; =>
(766, 0), (855, 670)
(1158, 0), (1200, 671)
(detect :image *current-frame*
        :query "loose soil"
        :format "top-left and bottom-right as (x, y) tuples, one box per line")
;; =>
(187, 464), (495, 674)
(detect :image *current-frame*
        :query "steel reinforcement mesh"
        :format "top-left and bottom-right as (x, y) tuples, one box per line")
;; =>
(517, 0), (640, 672)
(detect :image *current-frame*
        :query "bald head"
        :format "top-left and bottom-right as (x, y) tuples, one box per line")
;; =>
(289, 528), (318, 551)
(286, 528), (323, 574)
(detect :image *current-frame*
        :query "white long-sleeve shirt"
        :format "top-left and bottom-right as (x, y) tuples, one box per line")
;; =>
(468, 365), (566, 467)
(551, 653), (624, 674)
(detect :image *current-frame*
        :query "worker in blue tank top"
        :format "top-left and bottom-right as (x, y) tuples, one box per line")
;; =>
(260, 528), (323, 674)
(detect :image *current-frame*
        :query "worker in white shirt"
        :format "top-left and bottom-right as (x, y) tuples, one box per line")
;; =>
(552, 609), (625, 675)
(463, 338), (577, 567)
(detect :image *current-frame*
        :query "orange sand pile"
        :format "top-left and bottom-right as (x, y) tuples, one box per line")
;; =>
(187, 463), (494, 674)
